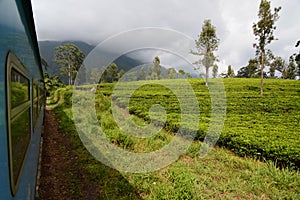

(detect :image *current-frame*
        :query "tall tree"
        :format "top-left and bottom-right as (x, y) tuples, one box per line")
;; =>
(89, 67), (102, 84)
(212, 64), (218, 78)
(118, 69), (126, 80)
(54, 43), (85, 85)
(138, 67), (146, 80)
(167, 68), (177, 79)
(100, 69), (108, 83)
(265, 49), (275, 78)
(191, 19), (219, 86)
(248, 59), (260, 78)
(178, 69), (185, 78)
(107, 63), (118, 82)
(295, 40), (300, 77)
(269, 64), (276, 78)
(227, 65), (235, 78)
(253, 0), (281, 95)
(186, 72), (192, 78)
(286, 56), (297, 79)
(270, 56), (285, 78)
(236, 59), (259, 78)
(148, 66), (154, 80)
(153, 56), (162, 80)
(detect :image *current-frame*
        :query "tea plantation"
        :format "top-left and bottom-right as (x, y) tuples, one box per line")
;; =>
(98, 78), (300, 170)
(48, 78), (300, 199)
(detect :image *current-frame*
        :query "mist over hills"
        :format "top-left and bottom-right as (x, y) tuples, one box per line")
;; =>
(38, 40), (143, 77)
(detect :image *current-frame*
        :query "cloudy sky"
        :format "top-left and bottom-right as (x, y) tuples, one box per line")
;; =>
(31, 0), (300, 73)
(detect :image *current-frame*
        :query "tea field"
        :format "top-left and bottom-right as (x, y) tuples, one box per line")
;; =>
(98, 78), (300, 169)
(47, 78), (300, 199)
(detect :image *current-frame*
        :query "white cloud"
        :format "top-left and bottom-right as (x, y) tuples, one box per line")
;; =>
(32, 0), (300, 71)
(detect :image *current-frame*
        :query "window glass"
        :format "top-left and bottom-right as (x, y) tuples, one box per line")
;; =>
(10, 108), (30, 184)
(10, 68), (29, 108)
(33, 83), (38, 99)
(6, 52), (31, 195)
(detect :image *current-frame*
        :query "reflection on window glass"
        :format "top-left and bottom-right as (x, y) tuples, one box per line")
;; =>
(11, 69), (29, 108)
(33, 101), (38, 127)
(11, 108), (30, 184)
(7, 52), (31, 194)
(38, 87), (44, 110)
(33, 83), (37, 99)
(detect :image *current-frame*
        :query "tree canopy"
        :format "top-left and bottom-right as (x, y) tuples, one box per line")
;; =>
(253, 0), (281, 95)
(54, 43), (85, 85)
(191, 19), (219, 86)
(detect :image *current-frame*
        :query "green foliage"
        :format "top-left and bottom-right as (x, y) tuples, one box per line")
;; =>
(11, 82), (28, 107)
(50, 79), (300, 199)
(237, 59), (259, 78)
(46, 86), (72, 108)
(221, 65), (235, 78)
(253, 0), (281, 51)
(212, 64), (218, 78)
(286, 55), (298, 79)
(152, 56), (162, 80)
(269, 55), (284, 78)
(219, 79), (300, 169)
(44, 72), (64, 96)
(191, 19), (219, 86)
(103, 78), (300, 169)
(54, 43), (85, 85)
(150, 167), (195, 200)
(90, 63), (124, 83)
(107, 63), (118, 82)
(167, 68), (177, 79)
(253, 0), (281, 95)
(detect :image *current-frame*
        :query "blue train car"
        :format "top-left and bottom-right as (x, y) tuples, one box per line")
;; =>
(0, 0), (45, 199)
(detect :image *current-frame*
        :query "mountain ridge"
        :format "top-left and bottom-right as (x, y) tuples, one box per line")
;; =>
(38, 40), (143, 77)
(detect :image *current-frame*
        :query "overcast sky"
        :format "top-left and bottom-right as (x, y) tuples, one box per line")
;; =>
(31, 0), (300, 73)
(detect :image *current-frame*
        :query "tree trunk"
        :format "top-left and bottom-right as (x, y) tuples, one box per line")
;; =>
(205, 66), (209, 87)
(70, 66), (73, 85)
(260, 50), (265, 96)
(68, 63), (71, 85)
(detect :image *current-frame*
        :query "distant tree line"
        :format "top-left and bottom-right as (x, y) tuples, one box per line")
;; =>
(120, 56), (191, 82)
(236, 51), (300, 79)
(86, 56), (192, 84)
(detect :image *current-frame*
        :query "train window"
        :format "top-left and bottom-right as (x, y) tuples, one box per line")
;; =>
(6, 52), (31, 195)
(11, 68), (29, 108)
(10, 108), (30, 184)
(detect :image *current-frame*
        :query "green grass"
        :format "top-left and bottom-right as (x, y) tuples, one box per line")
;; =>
(107, 78), (300, 169)
(48, 78), (300, 199)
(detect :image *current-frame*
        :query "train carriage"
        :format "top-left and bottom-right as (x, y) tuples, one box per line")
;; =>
(0, 0), (45, 199)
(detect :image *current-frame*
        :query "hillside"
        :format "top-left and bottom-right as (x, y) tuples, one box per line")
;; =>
(46, 78), (300, 199)
(38, 40), (142, 78)
(50, 78), (300, 170)
(107, 78), (300, 169)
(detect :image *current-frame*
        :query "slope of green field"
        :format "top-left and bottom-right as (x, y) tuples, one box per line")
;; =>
(220, 79), (300, 169)
(46, 79), (300, 199)
(100, 78), (300, 169)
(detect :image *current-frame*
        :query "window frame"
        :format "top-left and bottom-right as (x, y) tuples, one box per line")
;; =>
(6, 51), (31, 196)
(32, 80), (39, 128)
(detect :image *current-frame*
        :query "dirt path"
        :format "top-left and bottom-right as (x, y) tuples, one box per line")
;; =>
(37, 109), (101, 200)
